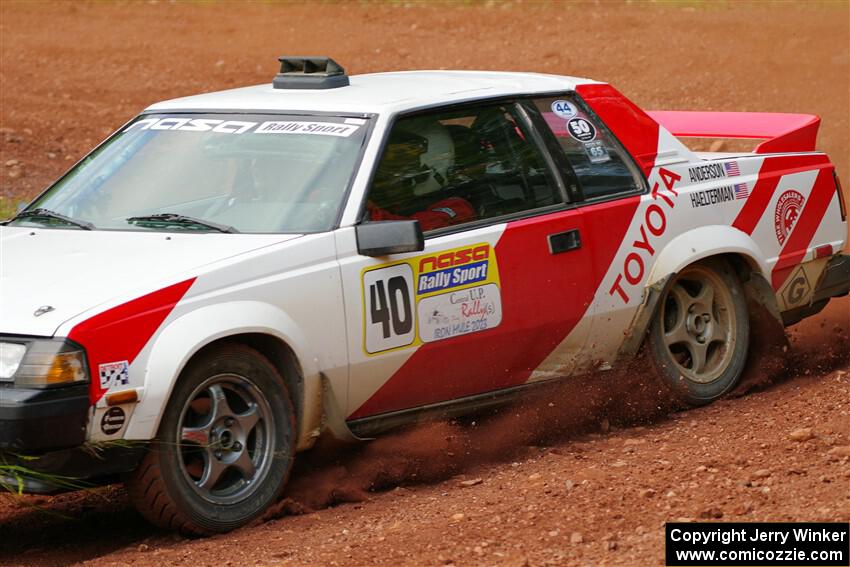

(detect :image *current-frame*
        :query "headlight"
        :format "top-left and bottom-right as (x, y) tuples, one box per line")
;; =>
(0, 339), (88, 387)
(0, 342), (27, 380)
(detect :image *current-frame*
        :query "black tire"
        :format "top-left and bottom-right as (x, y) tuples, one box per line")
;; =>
(126, 342), (295, 535)
(648, 258), (750, 405)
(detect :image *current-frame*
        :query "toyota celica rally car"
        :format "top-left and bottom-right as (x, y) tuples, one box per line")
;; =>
(1, 57), (848, 534)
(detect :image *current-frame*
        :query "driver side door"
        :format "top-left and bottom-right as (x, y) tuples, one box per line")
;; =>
(337, 100), (598, 423)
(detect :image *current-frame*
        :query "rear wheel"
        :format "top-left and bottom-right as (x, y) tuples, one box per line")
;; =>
(126, 343), (295, 535)
(648, 258), (750, 405)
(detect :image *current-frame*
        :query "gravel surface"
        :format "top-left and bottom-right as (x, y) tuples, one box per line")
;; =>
(0, 2), (847, 566)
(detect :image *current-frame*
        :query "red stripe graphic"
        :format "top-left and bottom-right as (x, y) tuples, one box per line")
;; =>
(770, 168), (836, 290)
(350, 197), (641, 419)
(733, 154), (830, 236)
(577, 83), (660, 178)
(69, 278), (196, 404)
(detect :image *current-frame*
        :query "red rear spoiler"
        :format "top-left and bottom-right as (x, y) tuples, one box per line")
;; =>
(646, 111), (820, 154)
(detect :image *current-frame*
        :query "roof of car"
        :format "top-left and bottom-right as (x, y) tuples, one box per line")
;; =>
(145, 70), (598, 116)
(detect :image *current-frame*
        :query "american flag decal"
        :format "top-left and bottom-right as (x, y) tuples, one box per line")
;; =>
(734, 183), (749, 199)
(724, 161), (741, 176)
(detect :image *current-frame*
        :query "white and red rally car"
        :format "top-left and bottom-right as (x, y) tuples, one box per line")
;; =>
(1, 57), (848, 534)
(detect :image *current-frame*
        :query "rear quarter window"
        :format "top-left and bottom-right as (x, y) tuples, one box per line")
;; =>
(531, 96), (645, 200)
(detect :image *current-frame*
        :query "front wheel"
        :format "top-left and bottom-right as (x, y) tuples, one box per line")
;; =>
(126, 343), (295, 535)
(648, 258), (750, 405)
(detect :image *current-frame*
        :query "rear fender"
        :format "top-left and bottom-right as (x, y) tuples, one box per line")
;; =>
(647, 226), (769, 284)
(618, 226), (775, 356)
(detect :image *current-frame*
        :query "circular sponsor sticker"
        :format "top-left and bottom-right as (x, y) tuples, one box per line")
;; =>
(774, 190), (805, 245)
(101, 406), (126, 435)
(567, 118), (596, 142)
(551, 99), (578, 119)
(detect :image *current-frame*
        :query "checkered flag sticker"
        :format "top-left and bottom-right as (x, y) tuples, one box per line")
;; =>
(99, 361), (130, 389)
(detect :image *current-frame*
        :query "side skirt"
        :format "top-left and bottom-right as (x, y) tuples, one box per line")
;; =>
(346, 379), (562, 438)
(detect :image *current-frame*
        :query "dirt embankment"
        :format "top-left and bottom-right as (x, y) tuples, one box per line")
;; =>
(0, 2), (848, 566)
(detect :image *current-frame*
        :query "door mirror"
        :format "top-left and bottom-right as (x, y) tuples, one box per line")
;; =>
(356, 220), (424, 257)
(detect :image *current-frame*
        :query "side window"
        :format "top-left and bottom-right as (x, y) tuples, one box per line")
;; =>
(366, 103), (562, 232)
(531, 96), (644, 200)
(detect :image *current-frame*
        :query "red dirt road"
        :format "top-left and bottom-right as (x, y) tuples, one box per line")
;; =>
(1, 2), (848, 566)
(0, 312), (847, 567)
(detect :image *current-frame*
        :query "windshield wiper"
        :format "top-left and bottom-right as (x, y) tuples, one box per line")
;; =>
(126, 213), (239, 234)
(11, 208), (94, 230)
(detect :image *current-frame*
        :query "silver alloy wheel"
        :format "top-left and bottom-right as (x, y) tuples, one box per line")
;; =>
(661, 265), (738, 384)
(176, 374), (275, 505)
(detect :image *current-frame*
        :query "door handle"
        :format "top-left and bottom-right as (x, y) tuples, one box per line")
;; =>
(548, 229), (581, 254)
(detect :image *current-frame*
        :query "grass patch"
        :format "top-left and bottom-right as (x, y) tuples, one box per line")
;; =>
(0, 456), (85, 495)
(0, 440), (142, 497)
(0, 197), (23, 221)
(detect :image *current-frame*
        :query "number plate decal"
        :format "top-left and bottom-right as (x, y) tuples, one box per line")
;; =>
(361, 243), (502, 354)
(363, 264), (416, 353)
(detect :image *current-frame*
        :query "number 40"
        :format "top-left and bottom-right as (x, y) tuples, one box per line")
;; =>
(369, 276), (413, 339)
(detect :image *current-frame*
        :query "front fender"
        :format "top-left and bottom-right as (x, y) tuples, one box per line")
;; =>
(124, 300), (322, 446)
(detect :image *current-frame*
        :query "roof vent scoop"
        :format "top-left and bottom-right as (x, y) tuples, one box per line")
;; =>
(272, 56), (350, 90)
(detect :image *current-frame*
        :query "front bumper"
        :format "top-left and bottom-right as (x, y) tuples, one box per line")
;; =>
(0, 383), (89, 451)
(0, 384), (146, 494)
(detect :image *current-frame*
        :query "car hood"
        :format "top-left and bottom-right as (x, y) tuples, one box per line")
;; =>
(0, 227), (302, 337)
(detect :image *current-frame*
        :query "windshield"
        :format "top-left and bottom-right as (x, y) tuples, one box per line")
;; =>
(12, 113), (371, 233)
